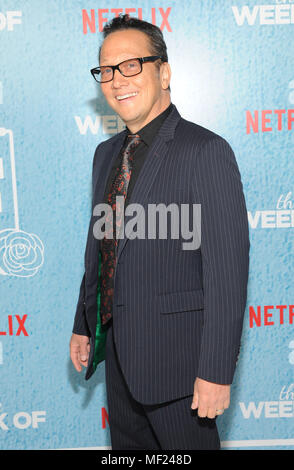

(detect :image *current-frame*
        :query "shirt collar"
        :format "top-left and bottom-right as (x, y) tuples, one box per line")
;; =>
(125, 103), (173, 146)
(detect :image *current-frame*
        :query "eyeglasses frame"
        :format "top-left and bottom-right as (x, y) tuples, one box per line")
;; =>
(90, 56), (164, 83)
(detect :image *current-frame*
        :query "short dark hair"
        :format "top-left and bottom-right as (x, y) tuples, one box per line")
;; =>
(99, 14), (170, 91)
(99, 14), (168, 62)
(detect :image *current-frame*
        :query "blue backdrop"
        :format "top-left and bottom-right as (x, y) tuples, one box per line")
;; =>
(1, 0), (294, 450)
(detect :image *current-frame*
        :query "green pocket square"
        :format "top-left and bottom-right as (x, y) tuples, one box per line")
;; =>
(93, 250), (107, 371)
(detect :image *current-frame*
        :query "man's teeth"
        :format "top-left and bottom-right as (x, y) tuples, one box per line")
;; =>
(117, 92), (138, 100)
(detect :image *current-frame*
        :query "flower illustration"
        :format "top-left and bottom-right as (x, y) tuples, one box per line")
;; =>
(0, 229), (44, 277)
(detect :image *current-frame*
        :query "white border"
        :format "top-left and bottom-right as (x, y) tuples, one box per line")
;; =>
(55, 439), (294, 450)
(221, 439), (294, 448)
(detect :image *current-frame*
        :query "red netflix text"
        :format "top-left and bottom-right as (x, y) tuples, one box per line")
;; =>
(82, 7), (172, 34)
(101, 407), (109, 429)
(0, 315), (28, 336)
(249, 305), (294, 328)
(246, 109), (294, 134)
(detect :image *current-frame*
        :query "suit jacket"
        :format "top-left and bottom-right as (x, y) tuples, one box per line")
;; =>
(72, 104), (250, 405)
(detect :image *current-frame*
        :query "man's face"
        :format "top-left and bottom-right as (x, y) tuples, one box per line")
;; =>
(99, 29), (171, 132)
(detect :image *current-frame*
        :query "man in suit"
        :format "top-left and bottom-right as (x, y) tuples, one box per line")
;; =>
(69, 14), (250, 450)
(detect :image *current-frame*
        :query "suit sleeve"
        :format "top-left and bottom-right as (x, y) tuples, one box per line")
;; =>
(192, 137), (250, 384)
(72, 143), (102, 337)
(72, 272), (90, 336)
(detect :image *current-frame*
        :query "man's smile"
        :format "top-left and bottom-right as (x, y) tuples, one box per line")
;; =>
(116, 91), (139, 102)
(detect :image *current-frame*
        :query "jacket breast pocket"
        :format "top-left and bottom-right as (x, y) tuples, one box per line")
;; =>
(157, 288), (204, 314)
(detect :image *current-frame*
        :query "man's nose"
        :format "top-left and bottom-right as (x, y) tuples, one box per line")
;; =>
(112, 68), (128, 88)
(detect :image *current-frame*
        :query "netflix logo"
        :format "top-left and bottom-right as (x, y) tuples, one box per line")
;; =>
(246, 109), (294, 134)
(0, 315), (28, 336)
(101, 407), (109, 428)
(249, 305), (294, 328)
(82, 7), (172, 34)
(246, 80), (294, 134)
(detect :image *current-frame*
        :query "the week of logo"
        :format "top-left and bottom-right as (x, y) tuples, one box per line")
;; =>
(232, 2), (294, 25)
(74, 114), (126, 135)
(0, 404), (46, 431)
(240, 384), (294, 419)
(248, 192), (294, 229)
(0, 11), (22, 31)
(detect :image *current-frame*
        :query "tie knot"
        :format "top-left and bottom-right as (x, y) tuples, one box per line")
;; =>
(127, 133), (141, 142)
(123, 133), (141, 153)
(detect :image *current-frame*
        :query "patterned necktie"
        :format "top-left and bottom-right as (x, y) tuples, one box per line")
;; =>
(100, 134), (141, 325)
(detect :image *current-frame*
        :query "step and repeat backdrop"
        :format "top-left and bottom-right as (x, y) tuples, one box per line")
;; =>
(1, 0), (294, 450)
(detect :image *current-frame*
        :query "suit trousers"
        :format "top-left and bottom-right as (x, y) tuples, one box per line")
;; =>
(105, 320), (220, 450)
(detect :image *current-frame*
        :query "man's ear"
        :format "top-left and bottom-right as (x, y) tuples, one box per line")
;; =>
(160, 62), (171, 90)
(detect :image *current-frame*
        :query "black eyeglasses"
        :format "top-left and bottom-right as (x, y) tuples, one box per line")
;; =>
(90, 56), (164, 83)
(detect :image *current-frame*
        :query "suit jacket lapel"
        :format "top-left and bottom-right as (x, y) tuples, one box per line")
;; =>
(116, 104), (181, 261)
(93, 130), (127, 207)
(90, 130), (127, 266)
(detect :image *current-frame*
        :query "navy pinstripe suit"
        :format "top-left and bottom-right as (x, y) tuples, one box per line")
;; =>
(72, 104), (250, 447)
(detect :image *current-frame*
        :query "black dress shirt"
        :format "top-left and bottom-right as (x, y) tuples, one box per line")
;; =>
(103, 102), (173, 207)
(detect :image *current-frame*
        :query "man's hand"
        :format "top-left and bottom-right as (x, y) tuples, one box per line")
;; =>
(70, 333), (90, 372)
(191, 377), (230, 419)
